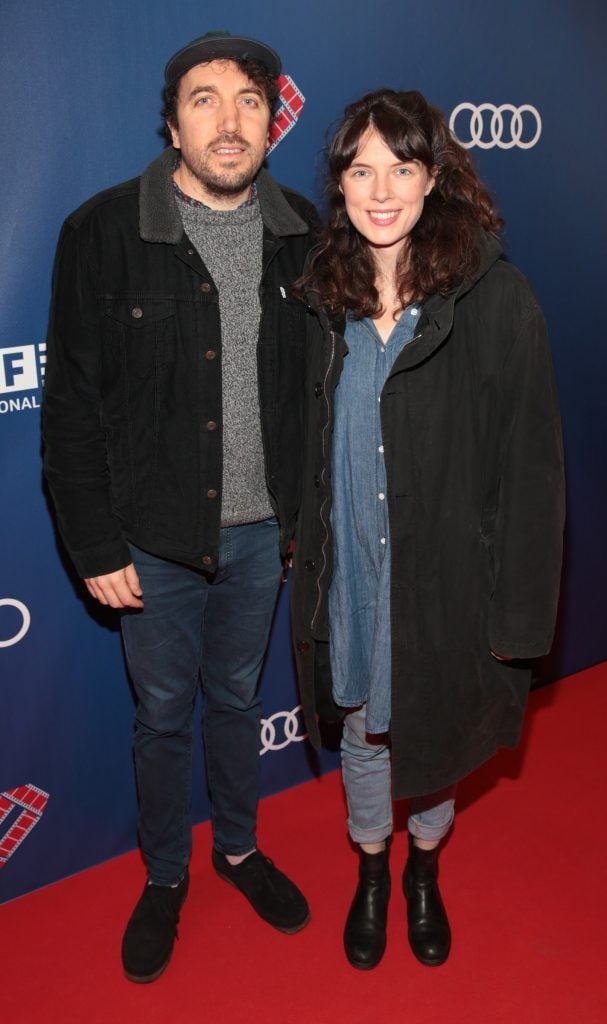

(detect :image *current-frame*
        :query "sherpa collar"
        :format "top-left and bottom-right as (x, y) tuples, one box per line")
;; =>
(139, 147), (309, 243)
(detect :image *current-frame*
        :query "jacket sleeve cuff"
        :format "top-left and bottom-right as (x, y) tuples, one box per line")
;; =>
(70, 538), (132, 579)
(488, 634), (555, 659)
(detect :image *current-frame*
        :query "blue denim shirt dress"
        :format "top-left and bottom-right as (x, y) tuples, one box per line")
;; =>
(329, 305), (422, 733)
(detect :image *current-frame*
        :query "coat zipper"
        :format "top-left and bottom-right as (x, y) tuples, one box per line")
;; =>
(311, 329), (337, 632)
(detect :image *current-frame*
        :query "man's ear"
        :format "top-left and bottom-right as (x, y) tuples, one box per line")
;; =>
(168, 120), (181, 149)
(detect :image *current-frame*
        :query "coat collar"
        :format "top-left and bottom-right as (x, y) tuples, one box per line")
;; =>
(139, 147), (310, 244)
(303, 231), (503, 366)
(389, 231), (504, 372)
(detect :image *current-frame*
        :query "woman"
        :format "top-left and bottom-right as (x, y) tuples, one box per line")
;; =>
(292, 89), (564, 969)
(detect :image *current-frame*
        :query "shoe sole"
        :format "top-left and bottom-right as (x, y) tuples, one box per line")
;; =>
(124, 958), (171, 984)
(213, 867), (311, 934)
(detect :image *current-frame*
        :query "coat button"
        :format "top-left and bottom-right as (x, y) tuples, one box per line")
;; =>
(206, 420), (218, 431)
(131, 306), (143, 319)
(304, 559), (316, 571)
(205, 350), (217, 360)
(207, 488), (218, 499)
(202, 555), (213, 567)
(200, 282), (211, 293)
(314, 382), (324, 398)
(297, 640), (310, 653)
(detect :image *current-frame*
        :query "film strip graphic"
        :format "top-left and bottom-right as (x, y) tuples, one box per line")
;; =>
(38, 342), (47, 384)
(268, 75), (305, 154)
(0, 784), (49, 869)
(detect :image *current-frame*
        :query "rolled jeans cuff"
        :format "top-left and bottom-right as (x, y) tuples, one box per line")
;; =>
(348, 815), (393, 846)
(408, 802), (455, 843)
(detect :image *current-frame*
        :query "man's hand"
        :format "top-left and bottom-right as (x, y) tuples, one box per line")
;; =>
(84, 564), (143, 609)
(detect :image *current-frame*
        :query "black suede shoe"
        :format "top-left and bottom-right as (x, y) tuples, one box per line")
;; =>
(122, 869), (189, 983)
(403, 834), (451, 966)
(212, 849), (310, 933)
(344, 841), (391, 970)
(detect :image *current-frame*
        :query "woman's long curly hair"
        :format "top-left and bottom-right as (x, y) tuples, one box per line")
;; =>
(300, 89), (503, 319)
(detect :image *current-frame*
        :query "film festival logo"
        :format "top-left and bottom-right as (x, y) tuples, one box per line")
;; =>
(0, 786), (49, 871)
(450, 103), (542, 150)
(0, 343), (46, 417)
(0, 600), (48, 873)
(268, 74), (305, 154)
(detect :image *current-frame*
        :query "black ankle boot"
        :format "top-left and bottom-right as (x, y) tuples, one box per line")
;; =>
(403, 834), (451, 966)
(343, 841), (391, 970)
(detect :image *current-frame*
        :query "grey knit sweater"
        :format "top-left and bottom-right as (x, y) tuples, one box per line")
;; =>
(176, 195), (274, 527)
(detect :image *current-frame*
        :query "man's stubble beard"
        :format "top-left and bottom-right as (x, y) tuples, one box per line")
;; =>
(182, 138), (267, 200)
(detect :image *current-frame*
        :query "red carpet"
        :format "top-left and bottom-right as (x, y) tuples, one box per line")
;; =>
(2, 663), (606, 1024)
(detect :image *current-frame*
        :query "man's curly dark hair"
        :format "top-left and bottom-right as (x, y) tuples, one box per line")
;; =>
(161, 56), (280, 142)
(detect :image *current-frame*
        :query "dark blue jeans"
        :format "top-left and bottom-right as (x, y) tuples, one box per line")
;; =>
(120, 518), (282, 885)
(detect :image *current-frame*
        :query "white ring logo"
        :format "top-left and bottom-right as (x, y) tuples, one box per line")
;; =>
(450, 103), (542, 150)
(260, 705), (307, 755)
(0, 599), (31, 648)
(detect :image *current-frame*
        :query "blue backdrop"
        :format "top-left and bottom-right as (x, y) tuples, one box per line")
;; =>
(2, 0), (606, 903)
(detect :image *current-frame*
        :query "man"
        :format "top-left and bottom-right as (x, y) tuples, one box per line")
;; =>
(43, 32), (318, 983)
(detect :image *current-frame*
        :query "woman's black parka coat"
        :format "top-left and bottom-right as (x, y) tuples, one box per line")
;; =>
(291, 233), (565, 799)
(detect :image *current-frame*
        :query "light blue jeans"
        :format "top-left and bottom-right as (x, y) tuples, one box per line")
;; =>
(341, 704), (455, 845)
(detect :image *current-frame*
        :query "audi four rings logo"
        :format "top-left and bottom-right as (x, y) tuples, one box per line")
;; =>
(260, 705), (307, 755)
(449, 103), (542, 149)
(0, 599), (31, 648)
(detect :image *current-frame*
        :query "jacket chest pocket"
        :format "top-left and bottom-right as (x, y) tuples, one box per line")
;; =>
(103, 298), (176, 380)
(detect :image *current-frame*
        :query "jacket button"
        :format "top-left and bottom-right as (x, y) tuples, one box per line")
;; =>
(205, 350), (217, 360)
(206, 420), (218, 431)
(131, 306), (143, 319)
(314, 382), (324, 398)
(207, 488), (218, 499)
(304, 559), (316, 571)
(202, 555), (214, 567)
(313, 475), (320, 488)
(297, 640), (310, 653)
(200, 282), (211, 293)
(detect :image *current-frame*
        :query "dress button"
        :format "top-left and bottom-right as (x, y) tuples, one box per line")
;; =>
(205, 350), (217, 360)
(314, 382), (324, 398)
(207, 488), (218, 499)
(202, 555), (213, 567)
(206, 420), (218, 431)
(297, 640), (310, 653)
(130, 306), (143, 319)
(200, 282), (211, 293)
(304, 559), (316, 571)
